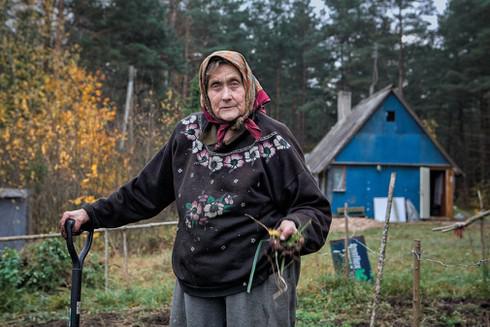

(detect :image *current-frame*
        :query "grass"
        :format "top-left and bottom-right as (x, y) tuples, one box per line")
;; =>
(295, 221), (489, 326)
(1, 221), (488, 326)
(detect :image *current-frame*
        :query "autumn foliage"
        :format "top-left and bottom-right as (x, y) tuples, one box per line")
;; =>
(0, 45), (124, 231)
(0, 3), (183, 233)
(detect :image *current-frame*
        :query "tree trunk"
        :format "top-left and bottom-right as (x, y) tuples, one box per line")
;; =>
(55, 0), (64, 54)
(120, 66), (136, 151)
(298, 52), (306, 146)
(397, 5), (405, 97)
(182, 17), (191, 99)
(274, 66), (281, 119)
(458, 101), (469, 198)
(479, 91), (489, 182)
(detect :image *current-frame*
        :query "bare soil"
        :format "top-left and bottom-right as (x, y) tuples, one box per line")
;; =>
(330, 217), (383, 233)
(27, 309), (170, 327)
(19, 298), (489, 326)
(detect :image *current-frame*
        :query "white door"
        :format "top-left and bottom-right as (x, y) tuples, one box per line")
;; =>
(420, 167), (430, 218)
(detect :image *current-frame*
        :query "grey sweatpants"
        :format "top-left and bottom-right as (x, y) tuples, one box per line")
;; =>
(169, 262), (300, 327)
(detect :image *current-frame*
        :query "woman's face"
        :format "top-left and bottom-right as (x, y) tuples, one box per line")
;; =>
(207, 63), (246, 122)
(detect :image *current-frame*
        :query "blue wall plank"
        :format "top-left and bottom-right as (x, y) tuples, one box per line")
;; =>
(331, 166), (420, 218)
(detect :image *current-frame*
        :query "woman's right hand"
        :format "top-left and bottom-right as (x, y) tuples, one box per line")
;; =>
(59, 208), (90, 239)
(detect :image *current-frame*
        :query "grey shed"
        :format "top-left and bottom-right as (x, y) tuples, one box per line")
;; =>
(0, 188), (30, 251)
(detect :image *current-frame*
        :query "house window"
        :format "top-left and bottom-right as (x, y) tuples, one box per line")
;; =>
(386, 111), (395, 122)
(332, 166), (346, 192)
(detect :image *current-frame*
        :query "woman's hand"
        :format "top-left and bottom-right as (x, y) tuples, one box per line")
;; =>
(271, 219), (304, 255)
(59, 208), (90, 239)
(277, 219), (297, 241)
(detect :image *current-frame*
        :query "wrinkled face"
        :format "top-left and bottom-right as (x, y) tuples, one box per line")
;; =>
(207, 63), (246, 122)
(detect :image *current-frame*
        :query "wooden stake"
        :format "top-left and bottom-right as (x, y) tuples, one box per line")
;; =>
(412, 240), (421, 327)
(123, 230), (128, 281)
(344, 202), (350, 279)
(104, 229), (109, 292)
(481, 219), (488, 283)
(477, 190), (488, 283)
(369, 172), (397, 327)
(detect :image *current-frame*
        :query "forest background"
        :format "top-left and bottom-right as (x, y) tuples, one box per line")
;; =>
(0, 0), (489, 233)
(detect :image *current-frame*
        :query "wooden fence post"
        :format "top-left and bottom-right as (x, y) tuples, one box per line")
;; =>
(104, 229), (109, 292)
(477, 190), (488, 284)
(369, 172), (396, 327)
(344, 202), (350, 279)
(412, 240), (421, 327)
(123, 230), (128, 281)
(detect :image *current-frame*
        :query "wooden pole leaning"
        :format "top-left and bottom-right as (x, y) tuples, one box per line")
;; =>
(344, 202), (350, 279)
(369, 172), (396, 327)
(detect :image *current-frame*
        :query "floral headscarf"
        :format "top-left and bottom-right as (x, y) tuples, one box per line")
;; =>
(198, 50), (270, 148)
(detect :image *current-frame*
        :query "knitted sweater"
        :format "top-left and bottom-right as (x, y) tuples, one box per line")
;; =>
(82, 112), (331, 297)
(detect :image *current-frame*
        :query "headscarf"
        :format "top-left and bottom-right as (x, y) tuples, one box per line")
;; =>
(198, 50), (270, 148)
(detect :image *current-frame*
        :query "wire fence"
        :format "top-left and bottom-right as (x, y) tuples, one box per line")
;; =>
(330, 233), (490, 270)
(0, 220), (178, 291)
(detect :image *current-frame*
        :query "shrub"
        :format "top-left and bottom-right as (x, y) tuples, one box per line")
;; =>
(22, 237), (71, 292)
(0, 247), (23, 288)
(0, 247), (24, 312)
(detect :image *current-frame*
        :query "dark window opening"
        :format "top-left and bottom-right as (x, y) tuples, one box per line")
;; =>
(386, 111), (395, 122)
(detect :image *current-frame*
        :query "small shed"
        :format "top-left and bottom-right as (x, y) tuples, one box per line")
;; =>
(306, 86), (461, 219)
(0, 188), (30, 251)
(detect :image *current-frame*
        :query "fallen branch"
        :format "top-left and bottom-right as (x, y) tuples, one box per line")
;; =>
(432, 210), (490, 233)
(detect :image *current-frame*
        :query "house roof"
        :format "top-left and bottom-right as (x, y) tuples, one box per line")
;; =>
(0, 188), (29, 199)
(306, 85), (462, 175)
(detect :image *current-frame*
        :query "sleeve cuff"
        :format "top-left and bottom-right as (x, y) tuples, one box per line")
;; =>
(81, 203), (97, 230)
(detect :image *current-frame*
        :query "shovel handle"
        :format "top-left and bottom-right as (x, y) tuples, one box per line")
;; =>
(65, 219), (94, 269)
(65, 218), (93, 327)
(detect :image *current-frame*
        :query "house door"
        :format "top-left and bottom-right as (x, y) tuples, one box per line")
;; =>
(430, 170), (447, 216)
(420, 167), (430, 218)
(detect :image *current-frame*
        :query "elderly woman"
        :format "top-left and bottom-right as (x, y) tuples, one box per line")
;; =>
(60, 50), (331, 327)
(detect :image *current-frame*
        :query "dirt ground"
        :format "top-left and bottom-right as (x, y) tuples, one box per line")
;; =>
(32, 309), (170, 327)
(27, 297), (490, 326)
(329, 217), (384, 233)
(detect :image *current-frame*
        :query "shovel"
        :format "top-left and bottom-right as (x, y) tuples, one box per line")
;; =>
(65, 219), (94, 327)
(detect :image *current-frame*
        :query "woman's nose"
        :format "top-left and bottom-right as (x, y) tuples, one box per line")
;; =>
(222, 86), (232, 100)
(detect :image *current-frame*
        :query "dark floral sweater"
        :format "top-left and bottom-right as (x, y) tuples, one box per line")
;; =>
(82, 112), (331, 297)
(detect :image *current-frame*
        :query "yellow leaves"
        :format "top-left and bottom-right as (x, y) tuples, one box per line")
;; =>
(70, 195), (96, 206)
(0, 41), (129, 205)
(59, 150), (71, 168)
(2, 128), (10, 141)
(91, 164), (98, 177)
(268, 229), (281, 239)
(20, 97), (29, 112)
(0, 104), (6, 125)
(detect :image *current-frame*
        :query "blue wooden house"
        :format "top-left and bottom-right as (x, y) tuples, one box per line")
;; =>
(306, 86), (461, 219)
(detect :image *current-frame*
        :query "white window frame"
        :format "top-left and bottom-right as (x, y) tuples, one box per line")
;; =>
(332, 166), (346, 192)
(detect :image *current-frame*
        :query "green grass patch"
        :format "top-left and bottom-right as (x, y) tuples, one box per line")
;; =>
(296, 221), (489, 326)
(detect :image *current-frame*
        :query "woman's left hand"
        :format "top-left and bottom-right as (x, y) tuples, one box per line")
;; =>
(277, 219), (297, 241)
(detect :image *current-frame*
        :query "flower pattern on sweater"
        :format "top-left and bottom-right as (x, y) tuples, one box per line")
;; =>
(184, 192), (235, 228)
(181, 115), (291, 173)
